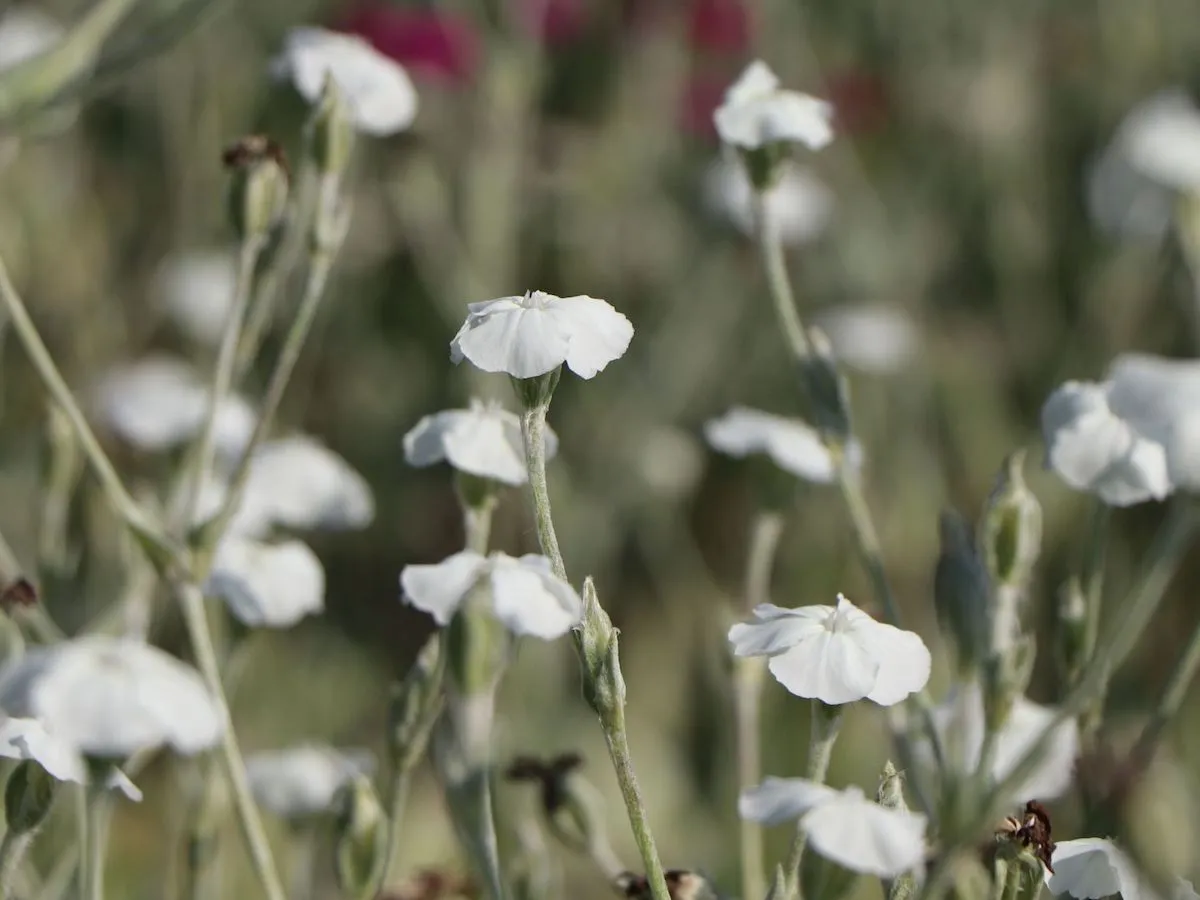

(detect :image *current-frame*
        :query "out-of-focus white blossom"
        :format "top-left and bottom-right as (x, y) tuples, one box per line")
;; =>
(714, 60), (834, 152)
(704, 156), (833, 244)
(704, 406), (860, 483)
(404, 400), (557, 486)
(155, 250), (237, 346)
(246, 745), (374, 819)
(812, 306), (920, 374)
(205, 537), (325, 628)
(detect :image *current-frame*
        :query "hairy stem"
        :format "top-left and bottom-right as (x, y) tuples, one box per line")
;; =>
(782, 704), (843, 900)
(0, 830), (34, 900)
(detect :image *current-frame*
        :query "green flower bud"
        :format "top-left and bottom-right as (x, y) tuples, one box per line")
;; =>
(223, 135), (290, 243)
(306, 75), (356, 179)
(388, 632), (444, 773)
(741, 144), (790, 192)
(800, 328), (852, 441)
(334, 774), (387, 900)
(578, 578), (625, 720)
(934, 510), (991, 677)
(876, 760), (909, 811)
(980, 450), (1042, 591)
(4, 760), (57, 834)
(511, 368), (562, 412)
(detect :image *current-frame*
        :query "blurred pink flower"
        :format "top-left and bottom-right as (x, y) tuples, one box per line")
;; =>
(336, 4), (479, 85)
(519, 0), (590, 45)
(825, 68), (890, 135)
(680, 74), (726, 138)
(687, 0), (751, 54)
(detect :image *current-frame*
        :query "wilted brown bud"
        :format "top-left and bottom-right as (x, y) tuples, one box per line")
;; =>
(0, 578), (37, 613)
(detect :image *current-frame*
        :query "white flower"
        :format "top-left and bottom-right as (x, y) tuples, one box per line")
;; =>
(403, 400), (558, 486)
(205, 537), (325, 628)
(0, 6), (61, 71)
(703, 156), (834, 244)
(922, 681), (1078, 802)
(197, 435), (374, 536)
(156, 250), (237, 346)
(1088, 91), (1200, 238)
(811, 306), (920, 374)
(93, 356), (256, 457)
(739, 777), (927, 878)
(704, 406), (861, 483)
(1045, 839), (1151, 900)
(450, 290), (634, 380)
(275, 27), (417, 136)
(246, 744), (374, 819)
(1041, 354), (1200, 504)
(729, 594), (931, 706)
(713, 60), (834, 152)
(400, 551), (582, 640)
(0, 716), (142, 800)
(0, 637), (224, 758)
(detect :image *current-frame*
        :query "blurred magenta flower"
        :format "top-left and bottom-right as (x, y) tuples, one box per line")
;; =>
(687, 0), (751, 54)
(335, 4), (479, 86)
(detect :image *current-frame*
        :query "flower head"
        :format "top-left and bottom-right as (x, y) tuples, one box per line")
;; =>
(205, 537), (325, 628)
(275, 27), (417, 135)
(1041, 353), (1200, 505)
(93, 356), (256, 457)
(450, 290), (633, 380)
(155, 249), (237, 346)
(703, 156), (834, 244)
(336, 5), (479, 86)
(739, 777), (927, 877)
(0, 637), (223, 758)
(246, 744), (374, 819)
(704, 406), (860, 483)
(922, 681), (1078, 802)
(401, 551), (582, 639)
(0, 716), (142, 799)
(713, 60), (834, 151)
(403, 400), (558, 485)
(811, 305), (920, 374)
(728, 594), (930, 706)
(195, 435), (374, 536)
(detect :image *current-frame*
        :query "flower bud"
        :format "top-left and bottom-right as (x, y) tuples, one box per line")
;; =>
(800, 328), (852, 441)
(980, 450), (1042, 592)
(740, 144), (790, 192)
(765, 865), (787, 900)
(334, 774), (388, 899)
(223, 135), (289, 243)
(511, 368), (562, 412)
(934, 510), (991, 677)
(578, 578), (625, 720)
(306, 75), (356, 179)
(4, 760), (57, 834)
(388, 632), (444, 773)
(876, 760), (909, 811)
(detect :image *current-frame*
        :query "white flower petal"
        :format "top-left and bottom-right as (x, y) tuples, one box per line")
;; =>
(768, 628), (879, 704)
(247, 744), (374, 819)
(1047, 839), (1145, 900)
(93, 356), (256, 458)
(0, 637), (224, 758)
(1086, 143), (1174, 240)
(0, 7), (62, 71)
(104, 768), (143, 802)
(1109, 354), (1200, 491)
(812, 306), (920, 375)
(156, 250), (237, 346)
(0, 716), (85, 783)
(487, 554), (582, 639)
(855, 621), (932, 707)
(543, 295), (635, 379)
(1041, 380), (1171, 506)
(704, 406), (839, 482)
(714, 60), (834, 151)
(403, 402), (557, 486)
(400, 551), (488, 625)
(451, 297), (571, 378)
(728, 604), (833, 657)
(1118, 90), (1200, 193)
(738, 776), (839, 826)
(801, 787), (928, 877)
(206, 537), (325, 628)
(704, 157), (834, 245)
(277, 27), (416, 136)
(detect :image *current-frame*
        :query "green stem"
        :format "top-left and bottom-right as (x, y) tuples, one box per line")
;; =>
(82, 788), (111, 900)
(199, 236), (342, 555)
(0, 0), (140, 121)
(175, 582), (287, 900)
(1078, 501), (1111, 741)
(0, 255), (175, 562)
(178, 235), (264, 530)
(782, 703), (843, 900)
(381, 773), (411, 888)
(735, 511), (785, 900)
(518, 401), (669, 900)
(754, 192), (810, 359)
(0, 830), (34, 900)
(1131, 605), (1200, 763)
(919, 498), (1197, 900)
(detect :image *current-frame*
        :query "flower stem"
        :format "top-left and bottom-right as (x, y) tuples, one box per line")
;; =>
(175, 582), (287, 900)
(178, 234), (265, 528)
(754, 192), (810, 360)
(1131, 602), (1200, 763)
(0, 255), (175, 562)
(0, 831), (34, 900)
(82, 788), (111, 900)
(919, 498), (1197, 900)
(735, 511), (785, 900)
(1077, 501), (1111, 741)
(518, 403), (670, 900)
(381, 773), (411, 887)
(782, 703), (843, 900)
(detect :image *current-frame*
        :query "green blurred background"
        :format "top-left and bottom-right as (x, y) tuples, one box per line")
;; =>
(3, 0), (1200, 896)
